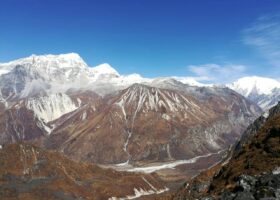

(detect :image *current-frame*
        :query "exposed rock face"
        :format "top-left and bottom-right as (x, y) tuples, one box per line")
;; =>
(171, 172), (280, 200)
(0, 105), (47, 145)
(45, 84), (261, 165)
(0, 143), (168, 200)
(217, 173), (280, 200)
(168, 102), (280, 200)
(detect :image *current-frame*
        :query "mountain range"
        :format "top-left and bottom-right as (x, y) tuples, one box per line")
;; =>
(1, 53), (279, 110)
(0, 53), (279, 199)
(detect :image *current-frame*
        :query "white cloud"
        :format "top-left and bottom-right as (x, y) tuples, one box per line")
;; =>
(187, 64), (246, 84)
(242, 14), (280, 66)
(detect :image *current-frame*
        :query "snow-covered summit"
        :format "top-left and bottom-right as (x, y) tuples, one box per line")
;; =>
(1, 53), (88, 70)
(228, 76), (280, 97)
(91, 63), (120, 77)
(228, 76), (280, 111)
(0, 53), (123, 82)
(0, 53), (125, 97)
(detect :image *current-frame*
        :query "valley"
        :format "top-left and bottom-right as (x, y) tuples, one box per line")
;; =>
(0, 53), (278, 199)
(2, 1), (280, 199)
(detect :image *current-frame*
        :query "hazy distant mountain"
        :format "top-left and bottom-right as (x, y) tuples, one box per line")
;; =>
(228, 76), (280, 111)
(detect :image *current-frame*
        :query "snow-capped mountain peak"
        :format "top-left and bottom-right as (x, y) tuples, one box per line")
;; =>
(228, 76), (280, 97)
(1, 53), (88, 69)
(0, 53), (91, 99)
(91, 63), (120, 77)
(228, 76), (280, 111)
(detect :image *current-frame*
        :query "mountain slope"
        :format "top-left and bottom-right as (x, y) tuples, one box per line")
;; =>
(0, 143), (168, 200)
(0, 104), (48, 146)
(45, 84), (261, 168)
(169, 101), (280, 200)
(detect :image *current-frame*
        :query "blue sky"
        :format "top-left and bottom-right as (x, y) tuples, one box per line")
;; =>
(0, 0), (280, 83)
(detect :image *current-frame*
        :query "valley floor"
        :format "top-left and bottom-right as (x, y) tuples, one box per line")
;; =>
(100, 149), (227, 199)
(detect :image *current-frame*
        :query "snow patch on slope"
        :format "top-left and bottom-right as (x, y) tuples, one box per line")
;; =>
(115, 84), (201, 114)
(26, 93), (80, 123)
(109, 178), (169, 200)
